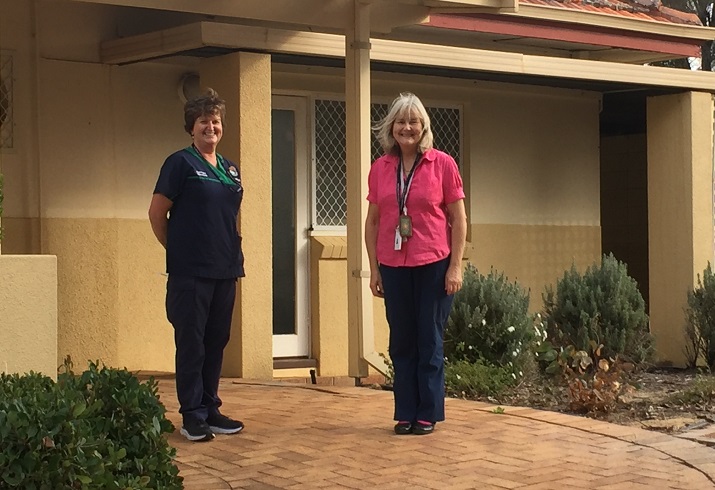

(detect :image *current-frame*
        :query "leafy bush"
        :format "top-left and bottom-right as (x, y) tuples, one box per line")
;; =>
(542, 253), (653, 365)
(445, 360), (514, 398)
(0, 362), (182, 489)
(684, 263), (715, 369)
(444, 264), (533, 380)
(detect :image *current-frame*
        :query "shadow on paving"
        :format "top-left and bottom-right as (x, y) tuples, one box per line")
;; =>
(156, 379), (715, 490)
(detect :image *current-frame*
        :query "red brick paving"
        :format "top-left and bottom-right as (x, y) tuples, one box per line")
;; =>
(157, 379), (715, 489)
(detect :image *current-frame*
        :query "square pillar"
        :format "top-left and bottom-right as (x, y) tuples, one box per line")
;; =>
(647, 91), (714, 366)
(201, 52), (273, 379)
(346, 1), (373, 378)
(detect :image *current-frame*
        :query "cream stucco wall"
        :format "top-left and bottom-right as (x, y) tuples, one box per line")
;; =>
(311, 238), (350, 377)
(471, 224), (601, 311)
(0, 255), (58, 378)
(310, 237), (389, 377)
(35, 58), (187, 372)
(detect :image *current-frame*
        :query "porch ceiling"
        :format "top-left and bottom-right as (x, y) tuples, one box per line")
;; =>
(100, 21), (715, 92)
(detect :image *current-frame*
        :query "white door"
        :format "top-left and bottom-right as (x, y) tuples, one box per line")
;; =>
(271, 96), (310, 358)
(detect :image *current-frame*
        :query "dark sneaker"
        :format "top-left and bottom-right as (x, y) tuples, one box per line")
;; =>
(412, 421), (435, 435)
(394, 421), (413, 435)
(180, 419), (215, 442)
(207, 412), (244, 435)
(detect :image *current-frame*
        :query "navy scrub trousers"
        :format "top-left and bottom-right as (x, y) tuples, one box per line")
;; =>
(380, 256), (454, 423)
(167, 274), (236, 423)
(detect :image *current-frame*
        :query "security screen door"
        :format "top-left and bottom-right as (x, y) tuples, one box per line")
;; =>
(271, 96), (310, 358)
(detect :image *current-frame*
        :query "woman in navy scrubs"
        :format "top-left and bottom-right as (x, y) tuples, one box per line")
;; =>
(149, 88), (245, 442)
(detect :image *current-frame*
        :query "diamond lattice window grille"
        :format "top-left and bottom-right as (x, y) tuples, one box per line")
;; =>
(314, 98), (462, 228)
(314, 99), (348, 227)
(0, 53), (13, 150)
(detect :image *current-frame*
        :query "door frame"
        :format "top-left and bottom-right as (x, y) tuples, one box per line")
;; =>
(272, 95), (311, 358)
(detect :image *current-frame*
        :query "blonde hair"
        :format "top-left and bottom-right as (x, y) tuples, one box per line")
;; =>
(373, 92), (433, 155)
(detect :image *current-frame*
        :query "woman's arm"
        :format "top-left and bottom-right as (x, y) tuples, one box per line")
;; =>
(364, 202), (384, 298)
(445, 198), (467, 295)
(148, 193), (173, 249)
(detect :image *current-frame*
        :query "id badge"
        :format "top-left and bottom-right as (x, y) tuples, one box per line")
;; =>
(399, 215), (413, 238)
(394, 227), (403, 250)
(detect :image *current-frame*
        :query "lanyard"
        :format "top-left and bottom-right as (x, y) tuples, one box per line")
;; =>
(186, 145), (233, 186)
(396, 153), (421, 215)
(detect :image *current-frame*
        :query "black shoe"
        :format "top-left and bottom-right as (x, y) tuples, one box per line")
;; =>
(207, 412), (244, 435)
(412, 421), (434, 435)
(180, 419), (215, 442)
(394, 421), (413, 435)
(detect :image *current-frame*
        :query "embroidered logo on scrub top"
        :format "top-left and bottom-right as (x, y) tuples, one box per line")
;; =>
(228, 166), (239, 178)
(195, 170), (208, 177)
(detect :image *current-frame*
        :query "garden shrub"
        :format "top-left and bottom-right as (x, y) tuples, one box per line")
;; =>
(444, 264), (533, 380)
(0, 362), (182, 489)
(542, 253), (653, 365)
(445, 360), (514, 398)
(684, 262), (715, 369)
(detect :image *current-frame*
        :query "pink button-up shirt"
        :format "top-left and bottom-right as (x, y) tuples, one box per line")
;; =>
(367, 149), (465, 267)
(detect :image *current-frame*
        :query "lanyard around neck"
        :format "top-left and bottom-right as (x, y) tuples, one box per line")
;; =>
(186, 145), (233, 186)
(396, 153), (421, 215)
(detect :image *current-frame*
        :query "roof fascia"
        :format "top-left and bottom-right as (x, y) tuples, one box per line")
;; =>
(425, 14), (702, 57)
(489, 4), (715, 41)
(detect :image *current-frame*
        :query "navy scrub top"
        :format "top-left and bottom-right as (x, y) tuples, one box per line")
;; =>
(153, 147), (245, 279)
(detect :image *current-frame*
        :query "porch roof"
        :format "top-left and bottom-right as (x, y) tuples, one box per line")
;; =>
(89, 0), (715, 69)
(100, 21), (715, 92)
(520, 0), (702, 26)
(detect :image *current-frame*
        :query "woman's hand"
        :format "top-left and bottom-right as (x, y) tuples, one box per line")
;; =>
(370, 269), (384, 298)
(445, 264), (463, 295)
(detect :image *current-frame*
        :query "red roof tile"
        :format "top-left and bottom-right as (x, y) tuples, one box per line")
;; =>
(520, 0), (703, 26)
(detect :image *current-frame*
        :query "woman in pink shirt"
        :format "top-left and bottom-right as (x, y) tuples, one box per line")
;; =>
(365, 93), (467, 435)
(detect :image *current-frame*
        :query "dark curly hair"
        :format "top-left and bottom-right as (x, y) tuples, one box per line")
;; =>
(183, 88), (226, 134)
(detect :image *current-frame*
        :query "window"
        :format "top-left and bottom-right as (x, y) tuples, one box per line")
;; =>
(0, 52), (13, 150)
(313, 98), (461, 229)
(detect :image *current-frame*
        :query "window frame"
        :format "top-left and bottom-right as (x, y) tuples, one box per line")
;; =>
(310, 95), (464, 233)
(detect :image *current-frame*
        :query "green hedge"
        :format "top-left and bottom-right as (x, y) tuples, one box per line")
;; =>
(0, 362), (182, 489)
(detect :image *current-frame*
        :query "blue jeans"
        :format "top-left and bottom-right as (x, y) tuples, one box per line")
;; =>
(380, 257), (454, 423)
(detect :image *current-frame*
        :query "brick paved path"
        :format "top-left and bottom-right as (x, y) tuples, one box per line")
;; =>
(158, 379), (715, 489)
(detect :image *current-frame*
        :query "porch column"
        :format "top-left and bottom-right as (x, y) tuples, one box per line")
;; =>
(201, 52), (273, 379)
(345, 1), (373, 378)
(647, 91), (714, 367)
